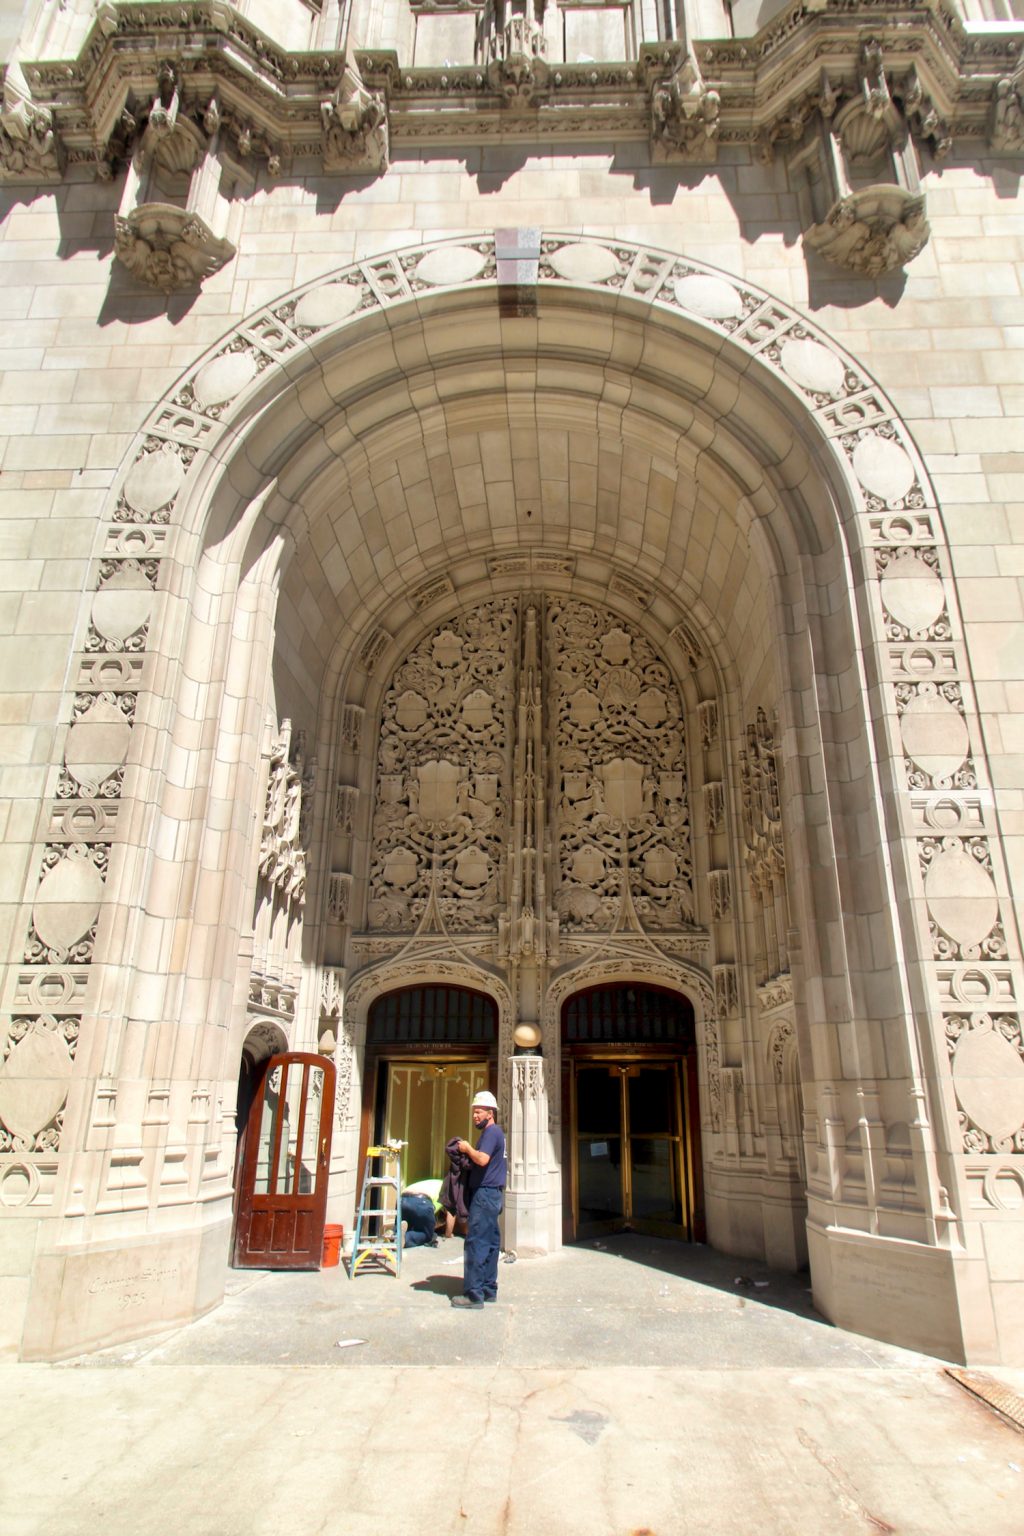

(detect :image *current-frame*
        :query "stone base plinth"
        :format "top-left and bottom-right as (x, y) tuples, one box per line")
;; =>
(807, 1223), (1001, 1365)
(21, 1220), (230, 1362)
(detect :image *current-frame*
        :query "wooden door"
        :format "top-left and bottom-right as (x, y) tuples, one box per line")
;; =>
(232, 1052), (336, 1269)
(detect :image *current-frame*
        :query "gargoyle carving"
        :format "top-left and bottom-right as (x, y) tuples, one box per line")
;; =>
(487, 16), (547, 111)
(321, 62), (389, 174)
(651, 53), (720, 163)
(804, 190), (929, 279)
(991, 65), (1024, 154)
(0, 60), (64, 183)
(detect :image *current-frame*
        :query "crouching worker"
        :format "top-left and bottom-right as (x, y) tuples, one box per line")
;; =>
(451, 1090), (506, 1310)
(400, 1180), (443, 1249)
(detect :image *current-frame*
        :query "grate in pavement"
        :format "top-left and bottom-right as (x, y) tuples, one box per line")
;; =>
(945, 1368), (1024, 1435)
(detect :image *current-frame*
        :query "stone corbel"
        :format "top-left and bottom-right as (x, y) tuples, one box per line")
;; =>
(650, 49), (720, 164)
(114, 80), (243, 293)
(0, 58), (65, 184)
(794, 43), (930, 278)
(990, 59), (1024, 154)
(321, 60), (389, 175)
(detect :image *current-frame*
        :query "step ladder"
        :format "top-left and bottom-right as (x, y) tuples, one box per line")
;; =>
(349, 1140), (406, 1278)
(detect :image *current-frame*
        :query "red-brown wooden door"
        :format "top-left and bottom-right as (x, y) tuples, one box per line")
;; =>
(233, 1052), (336, 1269)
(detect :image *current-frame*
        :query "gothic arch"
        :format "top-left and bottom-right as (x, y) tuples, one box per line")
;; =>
(17, 231), (1022, 1363)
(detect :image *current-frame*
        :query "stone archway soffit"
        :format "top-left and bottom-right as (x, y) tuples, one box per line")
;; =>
(114, 232), (937, 579)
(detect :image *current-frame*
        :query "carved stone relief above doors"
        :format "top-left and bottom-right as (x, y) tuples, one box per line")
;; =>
(547, 598), (693, 932)
(360, 593), (699, 949)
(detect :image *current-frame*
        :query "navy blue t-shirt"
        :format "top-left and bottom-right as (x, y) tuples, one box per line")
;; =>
(468, 1121), (506, 1192)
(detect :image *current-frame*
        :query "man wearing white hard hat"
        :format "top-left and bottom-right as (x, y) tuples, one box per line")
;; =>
(450, 1089), (507, 1309)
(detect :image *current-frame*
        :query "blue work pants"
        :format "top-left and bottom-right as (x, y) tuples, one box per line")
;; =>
(463, 1186), (503, 1301)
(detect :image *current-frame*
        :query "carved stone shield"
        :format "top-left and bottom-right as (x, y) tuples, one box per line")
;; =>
(600, 757), (645, 822)
(415, 759), (461, 823)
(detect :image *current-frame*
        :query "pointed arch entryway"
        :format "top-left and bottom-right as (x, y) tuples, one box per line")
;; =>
(18, 232), (1023, 1365)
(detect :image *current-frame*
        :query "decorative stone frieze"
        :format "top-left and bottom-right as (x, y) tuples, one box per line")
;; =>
(2, 3), (1018, 183)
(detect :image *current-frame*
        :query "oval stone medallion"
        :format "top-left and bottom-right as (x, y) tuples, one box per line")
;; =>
(91, 565), (153, 645)
(780, 337), (846, 397)
(879, 553), (945, 634)
(900, 691), (969, 781)
(33, 851), (104, 954)
(415, 245), (487, 286)
(852, 434), (916, 503)
(924, 846), (999, 950)
(548, 242), (619, 283)
(953, 1024), (1024, 1144)
(193, 348), (258, 410)
(294, 281), (364, 330)
(0, 1025), (71, 1143)
(65, 697), (131, 791)
(673, 273), (743, 320)
(123, 443), (185, 517)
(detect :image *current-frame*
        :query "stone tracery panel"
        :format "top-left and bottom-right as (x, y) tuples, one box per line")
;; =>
(547, 598), (694, 931)
(367, 599), (518, 932)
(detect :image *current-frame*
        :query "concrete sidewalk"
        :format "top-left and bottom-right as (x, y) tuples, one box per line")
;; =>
(6, 1236), (1023, 1536)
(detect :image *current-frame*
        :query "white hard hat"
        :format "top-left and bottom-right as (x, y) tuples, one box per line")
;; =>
(471, 1090), (498, 1110)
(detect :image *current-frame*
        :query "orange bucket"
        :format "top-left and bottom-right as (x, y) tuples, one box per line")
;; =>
(321, 1223), (344, 1268)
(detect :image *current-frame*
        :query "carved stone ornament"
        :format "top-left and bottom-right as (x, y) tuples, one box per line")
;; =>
(650, 49), (720, 164)
(0, 60), (64, 183)
(321, 63), (389, 174)
(259, 719), (314, 905)
(804, 188), (930, 280)
(487, 15), (548, 112)
(795, 44), (930, 278)
(368, 599), (517, 932)
(550, 599), (694, 932)
(990, 65), (1024, 154)
(115, 205), (236, 294)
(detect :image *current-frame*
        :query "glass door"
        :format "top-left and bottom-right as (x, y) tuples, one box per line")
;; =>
(572, 1058), (689, 1239)
(232, 1052), (336, 1269)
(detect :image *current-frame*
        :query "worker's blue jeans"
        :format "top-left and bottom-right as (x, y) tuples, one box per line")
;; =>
(463, 1186), (503, 1301)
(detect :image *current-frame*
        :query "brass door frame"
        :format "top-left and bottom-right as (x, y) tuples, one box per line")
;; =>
(569, 1052), (694, 1242)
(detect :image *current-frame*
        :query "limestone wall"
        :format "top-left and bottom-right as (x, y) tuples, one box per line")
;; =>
(0, 129), (1022, 1361)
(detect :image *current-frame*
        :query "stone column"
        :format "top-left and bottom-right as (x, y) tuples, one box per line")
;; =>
(503, 1055), (548, 1255)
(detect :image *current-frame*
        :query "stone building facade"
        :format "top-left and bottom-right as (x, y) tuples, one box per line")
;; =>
(0, 0), (1022, 1363)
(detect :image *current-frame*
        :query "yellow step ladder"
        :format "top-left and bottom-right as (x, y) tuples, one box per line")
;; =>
(349, 1141), (405, 1277)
